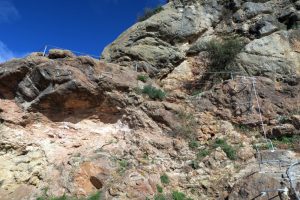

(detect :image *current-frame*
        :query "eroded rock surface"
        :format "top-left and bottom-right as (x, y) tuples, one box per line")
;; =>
(1, 0), (300, 199)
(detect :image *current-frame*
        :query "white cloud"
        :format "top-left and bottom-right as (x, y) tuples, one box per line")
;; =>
(0, 41), (26, 63)
(0, 0), (20, 23)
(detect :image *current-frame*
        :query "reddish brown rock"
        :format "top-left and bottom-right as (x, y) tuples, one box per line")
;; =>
(74, 162), (111, 196)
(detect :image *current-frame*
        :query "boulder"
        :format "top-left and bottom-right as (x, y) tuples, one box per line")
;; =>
(0, 59), (32, 99)
(267, 124), (297, 138)
(48, 49), (75, 59)
(228, 173), (289, 200)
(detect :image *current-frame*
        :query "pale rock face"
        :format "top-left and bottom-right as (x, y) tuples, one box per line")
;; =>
(235, 30), (300, 76)
(101, 1), (222, 77)
(102, 0), (300, 80)
(1, 0), (300, 199)
(161, 60), (193, 91)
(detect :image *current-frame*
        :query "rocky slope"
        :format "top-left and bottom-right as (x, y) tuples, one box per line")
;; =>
(0, 0), (300, 199)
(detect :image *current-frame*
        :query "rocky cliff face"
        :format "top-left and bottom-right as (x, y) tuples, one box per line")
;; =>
(102, 0), (300, 79)
(1, 0), (300, 200)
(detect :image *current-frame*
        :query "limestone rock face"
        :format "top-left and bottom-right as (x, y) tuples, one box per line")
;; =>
(235, 30), (300, 77)
(102, 0), (300, 79)
(101, 0), (222, 77)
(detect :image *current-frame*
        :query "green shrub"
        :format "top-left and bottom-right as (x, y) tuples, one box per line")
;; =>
(137, 74), (149, 82)
(213, 139), (237, 160)
(87, 192), (101, 200)
(272, 135), (300, 150)
(50, 196), (68, 200)
(172, 191), (193, 200)
(196, 149), (211, 160)
(160, 173), (170, 185)
(204, 37), (245, 72)
(142, 85), (166, 100)
(190, 160), (199, 169)
(118, 159), (129, 174)
(137, 6), (164, 22)
(172, 191), (186, 200)
(188, 140), (199, 149)
(156, 184), (163, 193)
(277, 115), (289, 124)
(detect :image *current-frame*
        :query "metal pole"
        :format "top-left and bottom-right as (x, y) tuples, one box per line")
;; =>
(43, 45), (48, 56)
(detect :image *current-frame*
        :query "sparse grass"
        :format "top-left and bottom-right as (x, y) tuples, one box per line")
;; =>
(213, 139), (237, 160)
(190, 148), (211, 169)
(196, 149), (211, 160)
(272, 135), (300, 151)
(142, 85), (166, 100)
(191, 90), (203, 96)
(160, 173), (170, 185)
(137, 74), (149, 82)
(277, 115), (290, 124)
(137, 6), (164, 22)
(118, 159), (129, 174)
(154, 194), (167, 200)
(188, 140), (200, 149)
(174, 112), (197, 140)
(87, 192), (101, 200)
(233, 124), (255, 134)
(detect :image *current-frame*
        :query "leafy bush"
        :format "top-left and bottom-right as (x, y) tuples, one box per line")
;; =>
(188, 140), (200, 149)
(190, 160), (199, 169)
(137, 74), (149, 82)
(156, 184), (163, 193)
(213, 139), (237, 160)
(196, 149), (211, 160)
(137, 6), (164, 22)
(118, 159), (129, 174)
(87, 192), (101, 200)
(142, 85), (166, 100)
(160, 173), (170, 185)
(277, 115), (289, 124)
(172, 191), (186, 200)
(172, 191), (193, 200)
(204, 37), (245, 72)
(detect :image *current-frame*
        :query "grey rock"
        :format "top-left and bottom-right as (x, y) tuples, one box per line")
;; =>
(101, 1), (222, 76)
(48, 49), (75, 59)
(234, 30), (300, 77)
(242, 2), (272, 19)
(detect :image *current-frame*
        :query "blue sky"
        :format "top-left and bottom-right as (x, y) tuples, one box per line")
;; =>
(0, 0), (166, 63)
